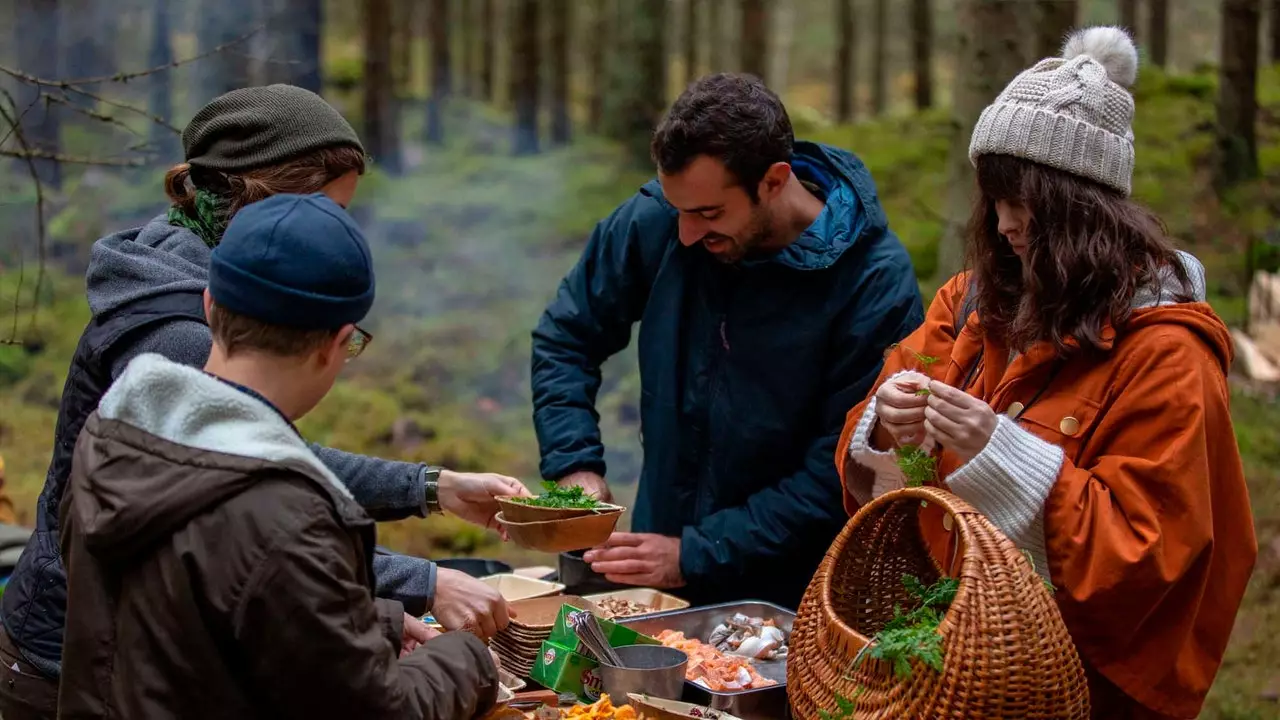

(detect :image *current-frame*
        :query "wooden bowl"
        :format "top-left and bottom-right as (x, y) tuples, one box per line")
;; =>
(496, 496), (624, 523)
(496, 509), (623, 554)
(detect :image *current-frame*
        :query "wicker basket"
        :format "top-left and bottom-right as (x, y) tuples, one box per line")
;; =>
(788, 486), (1090, 719)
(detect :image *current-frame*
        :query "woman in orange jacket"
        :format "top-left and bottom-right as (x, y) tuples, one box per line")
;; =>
(837, 26), (1257, 719)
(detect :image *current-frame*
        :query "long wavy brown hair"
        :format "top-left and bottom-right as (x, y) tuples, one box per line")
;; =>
(965, 153), (1194, 355)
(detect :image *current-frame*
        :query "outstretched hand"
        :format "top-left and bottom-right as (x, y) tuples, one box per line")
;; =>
(438, 469), (532, 537)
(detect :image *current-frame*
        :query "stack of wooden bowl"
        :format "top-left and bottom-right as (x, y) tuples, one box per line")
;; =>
(490, 595), (599, 677)
(495, 497), (625, 553)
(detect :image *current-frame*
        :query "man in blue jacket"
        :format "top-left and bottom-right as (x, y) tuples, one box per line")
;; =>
(530, 74), (924, 610)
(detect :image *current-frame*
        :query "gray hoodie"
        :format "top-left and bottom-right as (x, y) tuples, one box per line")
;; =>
(86, 217), (438, 613)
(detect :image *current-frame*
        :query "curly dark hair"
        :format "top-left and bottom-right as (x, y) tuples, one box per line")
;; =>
(966, 154), (1194, 355)
(650, 73), (793, 202)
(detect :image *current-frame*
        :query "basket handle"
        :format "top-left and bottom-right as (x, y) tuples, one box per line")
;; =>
(818, 486), (985, 661)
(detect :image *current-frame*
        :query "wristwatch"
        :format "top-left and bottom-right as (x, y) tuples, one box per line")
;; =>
(421, 465), (443, 516)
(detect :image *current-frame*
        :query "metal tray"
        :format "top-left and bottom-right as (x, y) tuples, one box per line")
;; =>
(617, 601), (794, 720)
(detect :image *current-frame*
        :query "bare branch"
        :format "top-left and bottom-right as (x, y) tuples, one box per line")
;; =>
(61, 85), (182, 135)
(4, 26), (265, 87)
(0, 148), (146, 167)
(0, 94), (42, 148)
(42, 92), (146, 138)
(0, 89), (46, 342)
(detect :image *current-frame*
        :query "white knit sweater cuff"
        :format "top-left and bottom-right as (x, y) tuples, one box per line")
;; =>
(945, 415), (1064, 579)
(846, 396), (907, 505)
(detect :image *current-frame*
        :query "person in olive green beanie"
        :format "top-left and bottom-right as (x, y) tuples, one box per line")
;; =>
(0, 84), (527, 720)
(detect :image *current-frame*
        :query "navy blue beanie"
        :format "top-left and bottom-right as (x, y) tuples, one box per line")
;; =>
(209, 193), (374, 330)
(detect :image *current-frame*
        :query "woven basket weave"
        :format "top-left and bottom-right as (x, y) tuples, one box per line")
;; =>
(788, 486), (1090, 719)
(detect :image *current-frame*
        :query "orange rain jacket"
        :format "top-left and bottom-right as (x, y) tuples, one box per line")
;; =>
(837, 268), (1257, 719)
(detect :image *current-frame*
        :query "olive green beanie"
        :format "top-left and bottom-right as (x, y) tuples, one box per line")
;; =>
(182, 84), (365, 172)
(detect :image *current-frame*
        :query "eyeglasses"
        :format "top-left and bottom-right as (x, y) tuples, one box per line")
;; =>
(346, 326), (373, 362)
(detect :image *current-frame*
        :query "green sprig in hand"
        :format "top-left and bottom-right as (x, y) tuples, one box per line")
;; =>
(886, 344), (942, 488)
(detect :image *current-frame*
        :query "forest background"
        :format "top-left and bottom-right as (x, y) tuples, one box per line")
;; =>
(1, 1), (1278, 714)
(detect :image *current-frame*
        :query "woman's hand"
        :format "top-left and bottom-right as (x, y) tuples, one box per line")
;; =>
(873, 371), (933, 448)
(924, 380), (998, 462)
(400, 613), (440, 657)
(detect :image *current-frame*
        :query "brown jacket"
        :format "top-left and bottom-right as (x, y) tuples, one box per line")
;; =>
(838, 264), (1256, 719)
(57, 354), (498, 720)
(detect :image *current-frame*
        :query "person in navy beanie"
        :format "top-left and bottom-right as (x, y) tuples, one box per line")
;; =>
(58, 194), (500, 720)
(0, 86), (522, 720)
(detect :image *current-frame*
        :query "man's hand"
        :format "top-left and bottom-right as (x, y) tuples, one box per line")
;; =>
(925, 380), (997, 462)
(400, 612), (440, 658)
(438, 469), (532, 535)
(432, 568), (514, 641)
(557, 470), (613, 504)
(584, 533), (684, 589)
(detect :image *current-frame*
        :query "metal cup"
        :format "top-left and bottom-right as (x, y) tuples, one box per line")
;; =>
(598, 644), (688, 702)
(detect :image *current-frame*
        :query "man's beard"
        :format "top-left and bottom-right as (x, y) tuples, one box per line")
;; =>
(708, 206), (773, 264)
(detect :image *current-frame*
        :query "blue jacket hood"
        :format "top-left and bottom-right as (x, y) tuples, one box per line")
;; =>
(639, 141), (889, 271)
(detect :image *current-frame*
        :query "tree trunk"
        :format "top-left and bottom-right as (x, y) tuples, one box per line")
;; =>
(1272, 0), (1280, 62)
(768, 0), (795, 94)
(1215, 0), (1261, 190)
(294, 0), (324, 93)
(1118, 0), (1139, 39)
(835, 0), (856, 122)
(1148, 0), (1169, 67)
(14, 0), (61, 188)
(603, 0), (666, 165)
(685, 0), (699, 85)
(939, 0), (1034, 277)
(481, 0), (496, 101)
(364, 0), (402, 172)
(550, 0), (571, 144)
(394, 0), (415, 95)
(872, 0), (887, 115)
(1036, 1), (1077, 59)
(511, 0), (540, 154)
(587, 1), (608, 131)
(426, 0), (450, 144)
(708, 0), (725, 71)
(197, 0), (255, 105)
(913, 0), (934, 109)
(740, 0), (767, 79)
(149, 0), (179, 162)
(63, 1), (118, 81)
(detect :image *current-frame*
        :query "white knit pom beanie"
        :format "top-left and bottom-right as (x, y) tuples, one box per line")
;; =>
(969, 26), (1140, 196)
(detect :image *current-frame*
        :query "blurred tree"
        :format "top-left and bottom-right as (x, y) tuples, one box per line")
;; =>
(685, 0), (700, 85)
(1149, 0), (1169, 67)
(426, 0), (450, 145)
(835, 0), (856, 122)
(481, 0), (496, 102)
(1273, 0), (1280, 62)
(1216, 0), (1261, 190)
(364, 0), (402, 173)
(511, 0), (540, 155)
(740, 0), (766, 79)
(14, 0), (62, 189)
(708, 0), (725, 71)
(873, 0), (887, 115)
(393, 0), (414, 94)
(769, 0), (795, 94)
(197, 0), (254, 105)
(149, 0), (179, 161)
(604, 0), (666, 165)
(913, 0), (934, 110)
(1119, 0), (1139, 38)
(939, 0), (1033, 276)
(63, 0), (118, 81)
(550, 0), (571, 145)
(287, 0), (324, 93)
(460, 0), (474, 97)
(587, 0), (609, 131)
(1036, 1), (1077, 59)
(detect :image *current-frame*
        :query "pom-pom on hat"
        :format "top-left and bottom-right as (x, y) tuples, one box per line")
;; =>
(209, 193), (375, 331)
(969, 26), (1140, 196)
